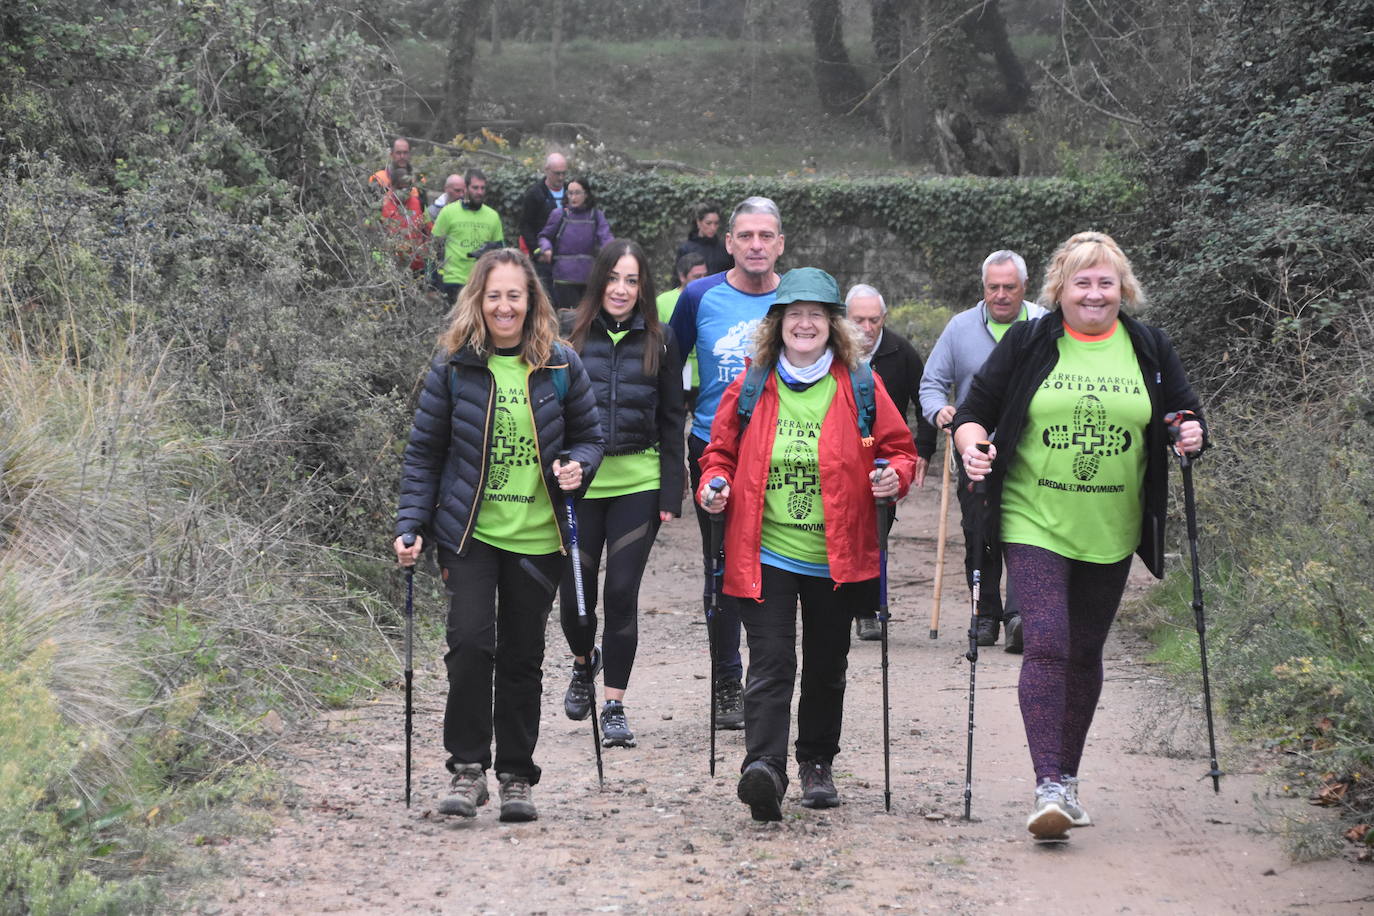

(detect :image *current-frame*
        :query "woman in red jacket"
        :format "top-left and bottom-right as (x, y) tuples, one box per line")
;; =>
(698, 267), (917, 821)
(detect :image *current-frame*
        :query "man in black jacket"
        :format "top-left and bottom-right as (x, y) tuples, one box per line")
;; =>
(517, 152), (570, 292)
(845, 284), (937, 640)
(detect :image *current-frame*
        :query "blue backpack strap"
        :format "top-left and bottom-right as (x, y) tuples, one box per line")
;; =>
(549, 343), (569, 403)
(735, 362), (769, 436)
(851, 360), (877, 446)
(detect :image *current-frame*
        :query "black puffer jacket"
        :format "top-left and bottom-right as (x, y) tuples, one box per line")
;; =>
(676, 231), (733, 275)
(395, 343), (604, 555)
(567, 311), (688, 516)
(952, 311), (1207, 578)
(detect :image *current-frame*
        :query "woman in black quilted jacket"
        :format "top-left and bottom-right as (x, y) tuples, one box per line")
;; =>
(393, 248), (603, 824)
(555, 239), (686, 752)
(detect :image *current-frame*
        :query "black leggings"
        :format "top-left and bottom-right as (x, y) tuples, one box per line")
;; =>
(558, 488), (662, 691)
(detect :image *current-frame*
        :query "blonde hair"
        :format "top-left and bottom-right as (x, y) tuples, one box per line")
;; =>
(753, 304), (866, 371)
(1038, 231), (1145, 311)
(438, 248), (561, 366)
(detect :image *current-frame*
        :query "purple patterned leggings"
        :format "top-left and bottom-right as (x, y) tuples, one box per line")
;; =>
(1003, 543), (1132, 783)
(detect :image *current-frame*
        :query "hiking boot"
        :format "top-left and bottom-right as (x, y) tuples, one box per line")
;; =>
(975, 615), (999, 646)
(497, 773), (538, 823)
(1062, 776), (1091, 827)
(737, 761), (784, 822)
(1004, 614), (1024, 654)
(563, 645), (602, 721)
(437, 764), (489, 817)
(855, 616), (882, 641)
(600, 700), (636, 748)
(798, 761), (841, 809)
(1026, 780), (1073, 839)
(714, 676), (744, 730)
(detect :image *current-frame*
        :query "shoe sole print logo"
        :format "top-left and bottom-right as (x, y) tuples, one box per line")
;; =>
(1041, 394), (1132, 482)
(779, 438), (818, 520)
(487, 405), (538, 491)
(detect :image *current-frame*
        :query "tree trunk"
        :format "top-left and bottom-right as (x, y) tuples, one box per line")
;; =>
(807, 0), (867, 113)
(550, 0), (563, 88)
(435, 0), (494, 141)
(870, 0), (903, 153)
(491, 2), (501, 56)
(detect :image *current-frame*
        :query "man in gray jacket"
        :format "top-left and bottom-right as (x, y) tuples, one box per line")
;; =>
(919, 250), (1047, 652)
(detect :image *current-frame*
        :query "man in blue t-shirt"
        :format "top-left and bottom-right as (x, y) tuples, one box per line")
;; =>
(669, 196), (785, 731)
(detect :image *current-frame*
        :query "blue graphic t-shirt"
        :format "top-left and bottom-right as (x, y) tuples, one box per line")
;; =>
(668, 272), (776, 440)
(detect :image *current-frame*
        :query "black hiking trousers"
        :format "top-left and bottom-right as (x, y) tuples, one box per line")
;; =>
(438, 542), (561, 784)
(738, 565), (867, 788)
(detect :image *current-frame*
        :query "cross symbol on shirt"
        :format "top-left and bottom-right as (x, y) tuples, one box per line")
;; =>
(1072, 424), (1107, 453)
(785, 466), (817, 492)
(492, 435), (516, 463)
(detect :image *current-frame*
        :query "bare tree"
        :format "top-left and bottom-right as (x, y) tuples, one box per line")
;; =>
(807, 0), (868, 113)
(434, 0), (495, 140)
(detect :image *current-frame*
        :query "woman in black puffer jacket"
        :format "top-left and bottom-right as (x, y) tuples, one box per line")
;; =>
(555, 239), (686, 750)
(675, 201), (733, 276)
(394, 248), (603, 824)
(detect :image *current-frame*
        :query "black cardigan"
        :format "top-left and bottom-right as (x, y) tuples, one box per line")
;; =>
(952, 312), (1207, 578)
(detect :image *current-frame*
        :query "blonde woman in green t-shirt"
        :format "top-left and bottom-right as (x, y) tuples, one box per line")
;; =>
(394, 249), (604, 824)
(953, 232), (1206, 840)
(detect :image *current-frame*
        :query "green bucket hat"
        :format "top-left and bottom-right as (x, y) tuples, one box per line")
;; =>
(771, 267), (843, 312)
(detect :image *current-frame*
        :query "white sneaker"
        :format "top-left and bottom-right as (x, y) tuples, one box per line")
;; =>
(1027, 781), (1073, 839)
(1062, 776), (1092, 827)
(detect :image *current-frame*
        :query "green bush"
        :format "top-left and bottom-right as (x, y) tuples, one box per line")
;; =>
(465, 166), (1143, 304)
(0, 648), (155, 915)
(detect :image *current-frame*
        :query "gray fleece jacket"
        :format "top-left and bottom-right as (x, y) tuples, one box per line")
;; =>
(918, 300), (1048, 427)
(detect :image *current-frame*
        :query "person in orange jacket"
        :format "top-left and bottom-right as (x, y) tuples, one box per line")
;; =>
(698, 266), (917, 822)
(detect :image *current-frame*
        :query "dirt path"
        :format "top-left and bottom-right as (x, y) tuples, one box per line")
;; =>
(204, 475), (1370, 915)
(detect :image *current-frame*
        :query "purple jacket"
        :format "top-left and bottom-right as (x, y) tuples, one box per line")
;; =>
(538, 206), (613, 285)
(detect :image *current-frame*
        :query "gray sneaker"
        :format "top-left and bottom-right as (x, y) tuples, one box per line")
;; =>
(497, 773), (538, 822)
(1062, 776), (1092, 827)
(437, 764), (489, 817)
(855, 616), (882, 641)
(1026, 780), (1073, 839)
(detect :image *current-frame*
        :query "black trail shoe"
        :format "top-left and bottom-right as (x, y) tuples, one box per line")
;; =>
(437, 763), (489, 817)
(563, 645), (602, 721)
(600, 700), (636, 748)
(737, 761), (784, 822)
(714, 676), (744, 730)
(497, 773), (538, 822)
(975, 615), (1000, 646)
(798, 761), (841, 809)
(1004, 614), (1024, 654)
(855, 616), (882, 641)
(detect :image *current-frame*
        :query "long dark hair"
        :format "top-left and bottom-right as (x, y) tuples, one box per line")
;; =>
(568, 239), (663, 376)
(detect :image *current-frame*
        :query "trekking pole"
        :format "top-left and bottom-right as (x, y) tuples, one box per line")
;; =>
(401, 532), (416, 808)
(1165, 411), (1223, 793)
(930, 429), (954, 639)
(559, 450), (603, 789)
(962, 441), (991, 820)
(872, 458), (894, 812)
(703, 476), (727, 777)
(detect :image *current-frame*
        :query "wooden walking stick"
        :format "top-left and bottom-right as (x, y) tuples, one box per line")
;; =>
(930, 430), (954, 639)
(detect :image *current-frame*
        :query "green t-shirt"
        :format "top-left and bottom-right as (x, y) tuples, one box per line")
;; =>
(761, 374), (836, 565)
(431, 203), (504, 285)
(1000, 322), (1151, 563)
(473, 355), (561, 554)
(585, 329), (661, 499)
(987, 304), (1029, 342)
(655, 287), (699, 388)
